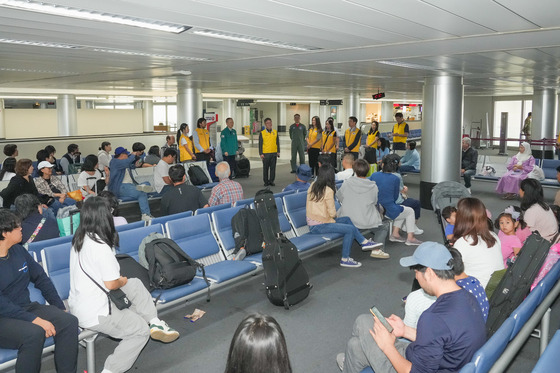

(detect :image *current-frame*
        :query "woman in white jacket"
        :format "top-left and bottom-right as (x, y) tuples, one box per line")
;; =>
(97, 141), (112, 173)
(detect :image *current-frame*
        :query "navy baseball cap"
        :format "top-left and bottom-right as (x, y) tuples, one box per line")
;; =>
(400, 241), (453, 270)
(114, 147), (130, 156)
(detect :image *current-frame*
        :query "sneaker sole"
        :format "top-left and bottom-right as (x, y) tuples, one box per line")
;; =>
(362, 242), (383, 251)
(370, 253), (390, 259)
(150, 329), (179, 343)
(405, 241), (422, 246)
(388, 237), (406, 243)
(340, 263), (362, 268)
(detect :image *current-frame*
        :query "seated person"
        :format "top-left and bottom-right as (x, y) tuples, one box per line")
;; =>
(143, 145), (161, 166)
(307, 164), (381, 268)
(34, 161), (77, 215)
(0, 209), (78, 373)
(132, 142), (154, 168)
(554, 165), (560, 207)
(336, 159), (389, 258)
(33, 149), (53, 178)
(335, 154), (355, 181)
(161, 165), (208, 216)
(154, 148), (177, 196)
(442, 205), (457, 241)
(496, 142), (535, 199)
(98, 190), (128, 226)
(0, 157), (16, 181)
(283, 164), (312, 192)
(1, 159), (41, 209)
(398, 141), (420, 172)
(461, 137), (477, 193)
(78, 154), (108, 199)
(376, 138), (390, 167)
(15, 194), (60, 245)
(391, 168), (423, 235)
(494, 207), (527, 267)
(3, 143), (18, 158)
(225, 313), (292, 373)
(337, 242), (486, 373)
(59, 143), (80, 175)
(208, 162), (243, 206)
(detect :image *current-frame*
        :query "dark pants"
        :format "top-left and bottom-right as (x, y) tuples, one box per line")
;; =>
(262, 153), (277, 184)
(393, 142), (406, 151)
(224, 155), (237, 178)
(308, 148), (320, 176)
(402, 198), (421, 219)
(195, 152), (211, 165)
(0, 303), (79, 373)
(328, 153), (338, 170)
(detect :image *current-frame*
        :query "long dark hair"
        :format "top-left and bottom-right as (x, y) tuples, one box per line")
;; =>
(197, 117), (206, 129)
(325, 117), (334, 132)
(72, 196), (118, 252)
(520, 178), (548, 212)
(225, 313), (292, 373)
(379, 138), (389, 151)
(368, 121), (379, 135)
(312, 116), (323, 134)
(453, 197), (496, 247)
(177, 123), (188, 142)
(309, 164), (335, 202)
(0, 157), (16, 180)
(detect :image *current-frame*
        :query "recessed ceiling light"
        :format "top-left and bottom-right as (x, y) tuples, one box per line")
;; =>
(193, 29), (320, 51)
(377, 60), (466, 75)
(0, 0), (190, 33)
(0, 38), (79, 49)
(0, 67), (78, 75)
(287, 67), (389, 79)
(92, 48), (208, 61)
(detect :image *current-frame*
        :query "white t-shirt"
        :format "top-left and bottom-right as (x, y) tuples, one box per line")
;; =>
(403, 289), (436, 328)
(1, 172), (15, 181)
(154, 159), (170, 193)
(335, 168), (354, 181)
(77, 170), (102, 197)
(68, 234), (121, 328)
(454, 232), (504, 289)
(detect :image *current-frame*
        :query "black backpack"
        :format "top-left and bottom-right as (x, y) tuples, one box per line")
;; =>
(188, 165), (209, 185)
(231, 207), (264, 255)
(144, 238), (210, 300)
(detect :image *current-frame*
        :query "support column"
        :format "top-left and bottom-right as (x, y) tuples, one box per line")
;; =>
(320, 104), (328, 122)
(278, 103), (287, 132)
(142, 100), (153, 132)
(420, 76), (464, 209)
(177, 87), (202, 134)
(224, 98), (236, 129)
(381, 101), (394, 123)
(532, 88), (557, 159)
(57, 94), (77, 136)
(0, 99), (5, 138)
(346, 92), (361, 118)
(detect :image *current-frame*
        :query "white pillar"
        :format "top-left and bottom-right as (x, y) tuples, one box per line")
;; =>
(347, 92), (361, 119)
(278, 103), (287, 132)
(0, 99), (5, 138)
(57, 94), (78, 136)
(309, 102), (320, 119)
(177, 87), (202, 134)
(532, 88), (557, 158)
(142, 100), (153, 132)
(421, 76), (464, 208)
(224, 98), (237, 130)
(381, 101), (393, 123)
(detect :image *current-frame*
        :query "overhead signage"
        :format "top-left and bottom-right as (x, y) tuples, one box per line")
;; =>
(372, 92), (385, 100)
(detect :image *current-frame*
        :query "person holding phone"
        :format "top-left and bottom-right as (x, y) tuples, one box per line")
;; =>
(336, 242), (486, 373)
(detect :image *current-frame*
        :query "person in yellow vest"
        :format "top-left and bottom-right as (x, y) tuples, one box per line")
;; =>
(176, 123), (196, 163)
(306, 116), (323, 176)
(259, 118), (280, 187)
(391, 112), (409, 151)
(321, 118), (339, 169)
(193, 117), (213, 164)
(344, 116), (362, 160)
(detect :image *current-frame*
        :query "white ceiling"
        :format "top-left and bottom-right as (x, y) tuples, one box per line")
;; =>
(1, 0), (560, 101)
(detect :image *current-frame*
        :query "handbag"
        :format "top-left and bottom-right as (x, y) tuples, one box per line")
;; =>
(79, 256), (132, 314)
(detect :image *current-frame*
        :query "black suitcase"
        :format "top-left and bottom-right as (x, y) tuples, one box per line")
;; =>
(236, 155), (250, 178)
(486, 232), (552, 337)
(254, 189), (311, 309)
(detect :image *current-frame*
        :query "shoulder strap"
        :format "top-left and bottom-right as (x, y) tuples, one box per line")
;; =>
(78, 255), (112, 314)
(26, 218), (46, 245)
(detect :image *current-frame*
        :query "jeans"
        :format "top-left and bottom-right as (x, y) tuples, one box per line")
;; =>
(463, 169), (476, 188)
(399, 165), (417, 173)
(50, 197), (77, 216)
(309, 216), (366, 258)
(0, 303), (79, 373)
(119, 183), (150, 215)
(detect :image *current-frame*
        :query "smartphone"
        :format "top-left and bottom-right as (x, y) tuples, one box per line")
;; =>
(370, 306), (393, 333)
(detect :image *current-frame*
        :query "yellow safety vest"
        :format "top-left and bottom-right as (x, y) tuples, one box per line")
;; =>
(195, 128), (210, 151)
(322, 131), (337, 153)
(393, 122), (408, 144)
(179, 133), (193, 161)
(308, 128), (322, 149)
(345, 127), (360, 152)
(261, 129), (278, 153)
(367, 130), (379, 149)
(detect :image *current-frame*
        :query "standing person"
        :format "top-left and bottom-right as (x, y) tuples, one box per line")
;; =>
(97, 141), (112, 172)
(59, 144), (80, 175)
(177, 123), (196, 163)
(343, 116), (362, 160)
(289, 113), (307, 173)
(160, 165), (208, 216)
(307, 116), (323, 176)
(193, 117), (213, 164)
(259, 118), (280, 187)
(322, 118), (339, 169)
(0, 209), (79, 373)
(153, 148), (177, 196)
(391, 113), (409, 152)
(366, 121), (380, 150)
(496, 142), (535, 199)
(522, 112), (532, 139)
(520, 178), (559, 242)
(68, 197), (179, 373)
(221, 117), (238, 178)
(208, 162), (244, 206)
(461, 137), (478, 194)
(306, 164), (381, 268)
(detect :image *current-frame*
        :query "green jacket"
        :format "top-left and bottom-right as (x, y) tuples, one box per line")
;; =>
(220, 127), (238, 156)
(289, 123), (307, 147)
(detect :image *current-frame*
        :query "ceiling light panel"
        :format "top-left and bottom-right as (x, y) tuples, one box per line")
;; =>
(92, 48), (209, 61)
(0, 0), (191, 33)
(0, 37), (79, 49)
(192, 29), (321, 51)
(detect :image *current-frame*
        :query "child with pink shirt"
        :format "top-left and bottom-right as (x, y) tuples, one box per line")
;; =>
(494, 206), (528, 267)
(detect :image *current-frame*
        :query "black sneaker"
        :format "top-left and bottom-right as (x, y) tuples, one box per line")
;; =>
(269, 182), (275, 186)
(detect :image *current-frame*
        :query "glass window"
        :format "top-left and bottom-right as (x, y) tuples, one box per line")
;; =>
(493, 100), (523, 146)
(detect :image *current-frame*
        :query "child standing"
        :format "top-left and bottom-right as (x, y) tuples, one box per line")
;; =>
(494, 207), (526, 267)
(442, 206), (457, 241)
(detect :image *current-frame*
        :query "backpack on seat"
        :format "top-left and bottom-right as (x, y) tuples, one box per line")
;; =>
(188, 165), (209, 185)
(231, 207), (264, 255)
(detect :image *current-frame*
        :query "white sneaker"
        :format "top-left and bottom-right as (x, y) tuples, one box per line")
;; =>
(414, 226), (424, 235)
(141, 214), (154, 222)
(136, 184), (155, 193)
(370, 249), (390, 259)
(150, 320), (179, 343)
(336, 353), (345, 371)
(467, 187), (472, 194)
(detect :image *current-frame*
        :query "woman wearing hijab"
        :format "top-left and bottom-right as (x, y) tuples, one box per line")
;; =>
(496, 142), (535, 199)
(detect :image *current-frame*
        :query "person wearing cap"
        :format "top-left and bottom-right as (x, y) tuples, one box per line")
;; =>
(337, 241), (486, 373)
(34, 160), (76, 215)
(108, 147), (155, 221)
(283, 164), (312, 193)
(259, 117), (280, 187)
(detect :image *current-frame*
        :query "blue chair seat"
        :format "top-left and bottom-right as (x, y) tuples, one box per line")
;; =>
(151, 277), (209, 304)
(0, 337), (54, 365)
(245, 252), (263, 264)
(311, 232), (344, 241)
(532, 330), (560, 372)
(473, 175), (499, 181)
(290, 235), (329, 252)
(196, 182), (218, 190)
(198, 261), (257, 283)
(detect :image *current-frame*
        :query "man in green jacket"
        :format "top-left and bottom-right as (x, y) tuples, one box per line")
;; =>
(289, 113), (307, 173)
(220, 117), (238, 178)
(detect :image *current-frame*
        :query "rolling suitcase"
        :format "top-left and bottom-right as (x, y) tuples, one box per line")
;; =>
(486, 232), (553, 337)
(254, 189), (311, 309)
